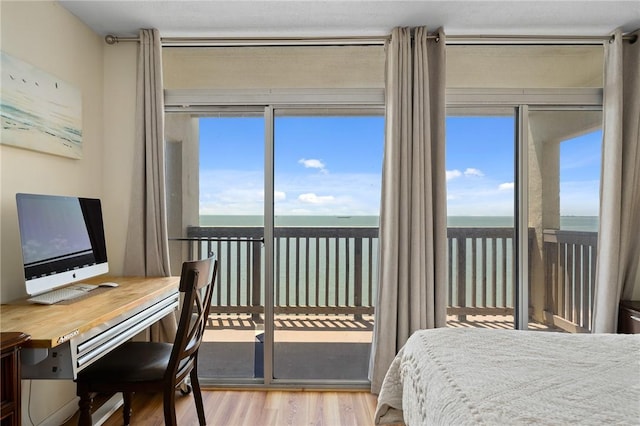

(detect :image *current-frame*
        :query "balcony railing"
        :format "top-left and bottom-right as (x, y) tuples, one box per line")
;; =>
(447, 227), (528, 318)
(543, 229), (598, 332)
(186, 226), (378, 317)
(182, 225), (597, 331)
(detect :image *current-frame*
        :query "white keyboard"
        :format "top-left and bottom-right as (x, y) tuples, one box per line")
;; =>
(28, 284), (98, 305)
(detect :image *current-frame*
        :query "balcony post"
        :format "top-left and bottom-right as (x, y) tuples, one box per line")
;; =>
(252, 239), (262, 322)
(457, 237), (467, 321)
(354, 238), (363, 321)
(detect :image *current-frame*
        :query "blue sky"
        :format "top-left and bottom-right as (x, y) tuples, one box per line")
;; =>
(445, 116), (515, 216)
(199, 116), (384, 216)
(199, 114), (601, 217)
(559, 130), (602, 216)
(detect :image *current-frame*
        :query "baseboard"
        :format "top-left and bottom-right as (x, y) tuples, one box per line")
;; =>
(38, 394), (123, 426)
(91, 394), (124, 425)
(38, 396), (79, 426)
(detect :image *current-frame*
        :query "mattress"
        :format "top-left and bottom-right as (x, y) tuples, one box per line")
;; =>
(375, 328), (640, 425)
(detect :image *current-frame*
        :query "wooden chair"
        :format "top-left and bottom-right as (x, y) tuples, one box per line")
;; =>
(75, 257), (217, 425)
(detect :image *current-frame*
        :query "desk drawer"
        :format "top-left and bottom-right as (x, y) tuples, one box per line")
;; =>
(76, 292), (179, 368)
(20, 292), (179, 379)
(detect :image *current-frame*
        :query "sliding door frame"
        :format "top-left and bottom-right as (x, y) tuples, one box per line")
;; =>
(167, 89), (384, 388)
(167, 87), (601, 386)
(447, 88), (602, 330)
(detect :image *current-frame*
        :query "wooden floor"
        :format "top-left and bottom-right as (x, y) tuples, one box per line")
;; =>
(63, 390), (380, 426)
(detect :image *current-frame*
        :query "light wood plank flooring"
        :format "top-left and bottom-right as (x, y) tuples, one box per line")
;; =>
(63, 390), (380, 426)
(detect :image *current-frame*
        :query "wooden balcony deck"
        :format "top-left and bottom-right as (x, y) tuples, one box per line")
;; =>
(204, 312), (553, 342)
(182, 223), (592, 382)
(198, 313), (556, 381)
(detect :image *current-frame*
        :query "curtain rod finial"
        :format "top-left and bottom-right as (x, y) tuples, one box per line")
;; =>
(105, 35), (118, 45)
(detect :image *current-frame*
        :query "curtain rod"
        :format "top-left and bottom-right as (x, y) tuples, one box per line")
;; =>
(105, 32), (637, 46)
(104, 35), (389, 46)
(446, 33), (637, 45)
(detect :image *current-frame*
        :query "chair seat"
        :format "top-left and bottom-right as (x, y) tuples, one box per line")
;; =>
(77, 342), (173, 384)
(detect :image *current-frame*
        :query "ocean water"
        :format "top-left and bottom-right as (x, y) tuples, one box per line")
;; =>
(448, 215), (599, 232)
(200, 215), (598, 232)
(198, 214), (598, 308)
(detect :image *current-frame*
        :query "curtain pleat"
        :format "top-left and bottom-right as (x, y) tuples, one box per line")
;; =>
(123, 28), (176, 342)
(369, 27), (447, 394)
(592, 29), (640, 333)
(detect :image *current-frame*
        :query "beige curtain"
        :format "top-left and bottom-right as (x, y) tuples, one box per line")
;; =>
(592, 29), (640, 333)
(369, 27), (447, 394)
(123, 28), (176, 341)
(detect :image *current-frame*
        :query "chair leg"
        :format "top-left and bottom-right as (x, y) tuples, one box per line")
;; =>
(190, 369), (206, 425)
(77, 389), (93, 426)
(122, 392), (133, 425)
(163, 388), (178, 426)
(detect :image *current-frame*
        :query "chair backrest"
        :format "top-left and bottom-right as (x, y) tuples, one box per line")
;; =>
(167, 256), (217, 385)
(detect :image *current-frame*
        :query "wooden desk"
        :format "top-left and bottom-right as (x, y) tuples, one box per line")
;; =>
(0, 276), (179, 379)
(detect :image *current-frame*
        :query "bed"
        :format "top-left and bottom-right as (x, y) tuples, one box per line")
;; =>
(374, 328), (640, 425)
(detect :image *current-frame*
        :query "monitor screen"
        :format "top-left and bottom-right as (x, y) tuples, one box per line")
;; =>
(16, 193), (109, 295)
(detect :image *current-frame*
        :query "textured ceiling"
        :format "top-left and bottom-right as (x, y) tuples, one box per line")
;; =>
(58, 0), (640, 39)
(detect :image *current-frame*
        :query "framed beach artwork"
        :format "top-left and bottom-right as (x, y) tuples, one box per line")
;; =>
(0, 51), (82, 159)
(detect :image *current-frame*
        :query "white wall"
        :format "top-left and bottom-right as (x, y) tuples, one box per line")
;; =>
(0, 2), (136, 424)
(1, 1), (104, 301)
(102, 42), (137, 275)
(0, 3), (139, 296)
(447, 45), (603, 88)
(163, 45), (385, 89)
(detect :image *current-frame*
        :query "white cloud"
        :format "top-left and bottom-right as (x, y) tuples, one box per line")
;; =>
(299, 158), (327, 173)
(298, 193), (335, 205)
(464, 168), (484, 177)
(446, 169), (462, 180)
(447, 168), (484, 180)
(199, 168), (382, 216)
(498, 182), (514, 191)
(199, 169), (265, 215)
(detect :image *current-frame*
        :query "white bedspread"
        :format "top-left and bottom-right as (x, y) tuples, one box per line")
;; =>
(375, 328), (640, 425)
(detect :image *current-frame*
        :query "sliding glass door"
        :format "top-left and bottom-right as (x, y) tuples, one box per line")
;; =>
(527, 109), (602, 332)
(166, 106), (384, 384)
(166, 111), (266, 380)
(272, 110), (383, 381)
(445, 106), (602, 331)
(445, 110), (518, 328)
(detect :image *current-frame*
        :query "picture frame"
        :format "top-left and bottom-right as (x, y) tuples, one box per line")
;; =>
(0, 51), (82, 159)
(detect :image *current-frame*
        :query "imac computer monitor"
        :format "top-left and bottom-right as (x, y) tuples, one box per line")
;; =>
(16, 193), (109, 296)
